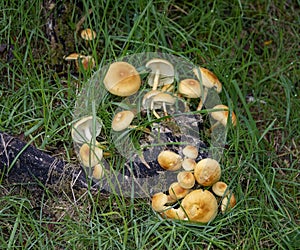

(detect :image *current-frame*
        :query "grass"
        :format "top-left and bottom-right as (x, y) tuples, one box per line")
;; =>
(0, 0), (299, 249)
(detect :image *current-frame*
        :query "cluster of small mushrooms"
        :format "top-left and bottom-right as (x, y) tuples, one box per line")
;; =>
(71, 56), (237, 223)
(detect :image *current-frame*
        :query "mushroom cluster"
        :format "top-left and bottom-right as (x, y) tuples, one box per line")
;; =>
(151, 146), (236, 223)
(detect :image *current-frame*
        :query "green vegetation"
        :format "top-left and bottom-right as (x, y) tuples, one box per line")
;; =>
(0, 0), (299, 249)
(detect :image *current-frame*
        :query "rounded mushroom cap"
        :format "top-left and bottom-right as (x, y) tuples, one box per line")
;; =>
(151, 192), (169, 212)
(212, 181), (228, 196)
(146, 58), (175, 87)
(178, 79), (201, 98)
(182, 145), (198, 159)
(79, 142), (103, 167)
(194, 158), (221, 186)
(177, 171), (195, 189)
(221, 193), (236, 214)
(211, 104), (237, 127)
(181, 189), (218, 223)
(142, 90), (161, 109)
(168, 182), (190, 200)
(151, 92), (176, 107)
(111, 110), (135, 131)
(92, 164), (105, 179)
(162, 207), (186, 220)
(157, 150), (182, 171)
(81, 28), (96, 40)
(72, 116), (102, 144)
(104, 62), (141, 96)
(182, 158), (196, 171)
(193, 67), (222, 93)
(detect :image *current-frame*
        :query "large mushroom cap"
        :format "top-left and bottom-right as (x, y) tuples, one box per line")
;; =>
(178, 79), (201, 98)
(111, 110), (135, 131)
(71, 116), (102, 144)
(157, 150), (182, 171)
(194, 158), (221, 186)
(193, 67), (222, 93)
(104, 62), (141, 96)
(211, 104), (237, 127)
(181, 189), (218, 223)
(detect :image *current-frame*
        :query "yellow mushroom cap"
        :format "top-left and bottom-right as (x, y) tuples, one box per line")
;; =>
(193, 67), (222, 93)
(211, 104), (237, 127)
(182, 145), (198, 159)
(221, 193), (236, 214)
(212, 181), (228, 196)
(194, 158), (221, 186)
(111, 110), (135, 131)
(157, 150), (182, 171)
(161, 207), (186, 220)
(92, 164), (105, 179)
(178, 79), (201, 98)
(103, 62), (141, 96)
(181, 189), (218, 223)
(81, 28), (96, 40)
(182, 158), (196, 171)
(168, 182), (190, 200)
(177, 171), (195, 189)
(151, 192), (169, 212)
(79, 142), (103, 167)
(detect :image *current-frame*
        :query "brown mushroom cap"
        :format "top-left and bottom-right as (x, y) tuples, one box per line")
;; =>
(168, 182), (190, 200)
(161, 207), (186, 220)
(181, 189), (218, 223)
(193, 67), (222, 93)
(211, 104), (237, 127)
(81, 28), (96, 40)
(212, 181), (228, 196)
(182, 158), (196, 171)
(92, 164), (105, 179)
(194, 158), (221, 186)
(151, 92), (176, 108)
(151, 192), (169, 212)
(111, 110), (135, 131)
(157, 150), (182, 171)
(177, 171), (195, 189)
(79, 142), (103, 167)
(71, 116), (102, 144)
(178, 79), (201, 98)
(182, 145), (198, 159)
(221, 193), (237, 214)
(103, 62), (141, 96)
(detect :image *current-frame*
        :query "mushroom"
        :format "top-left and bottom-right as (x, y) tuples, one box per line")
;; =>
(71, 116), (102, 144)
(80, 28), (96, 41)
(212, 181), (229, 197)
(181, 189), (218, 223)
(182, 145), (198, 159)
(209, 104), (237, 133)
(161, 207), (186, 220)
(157, 150), (182, 171)
(178, 78), (201, 98)
(111, 110), (135, 131)
(103, 62), (141, 96)
(142, 90), (161, 110)
(221, 193), (236, 214)
(168, 182), (190, 200)
(193, 67), (222, 110)
(76, 55), (95, 71)
(150, 92), (175, 118)
(92, 163), (105, 179)
(177, 171), (195, 189)
(145, 58), (174, 91)
(182, 158), (196, 171)
(151, 192), (170, 212)
(79, 142), (103, 167)
(194, 158), (221, 186)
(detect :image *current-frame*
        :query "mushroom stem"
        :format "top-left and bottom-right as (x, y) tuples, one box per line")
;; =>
(152, 69), (160, 90)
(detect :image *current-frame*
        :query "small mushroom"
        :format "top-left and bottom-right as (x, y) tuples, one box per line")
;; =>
(194, 158), (221, 186)
(221, 193), (236, 214)
(168, 182), (190, 200)
(182, 145), (198, 159)
(71, 116), (102, 144)
(76, 55), (95, 71)
(111, 110), (135, 131)
(182, 158), (196, 171)
(150, 92), (175, 118)
(157, 150), (182, 171)
(64, 53), (81, 60)
(161, 207), (186, 220)
(193, 67), (222, 110)
(209, 104), (237, 132)
(103, 62), (141, 96)
(178, 78), (201, 98)
(79, 142), (103, 167)
(142, 90), (161, 110)
(151, 192), (170, 212)
(92, 163), (105, 179)
(212, 181), (229, 197)
(145, 58), (174, 91)
(181, 189), (218, 223)
(177, 171), (195, 189)
(81, 28), (96, 41)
